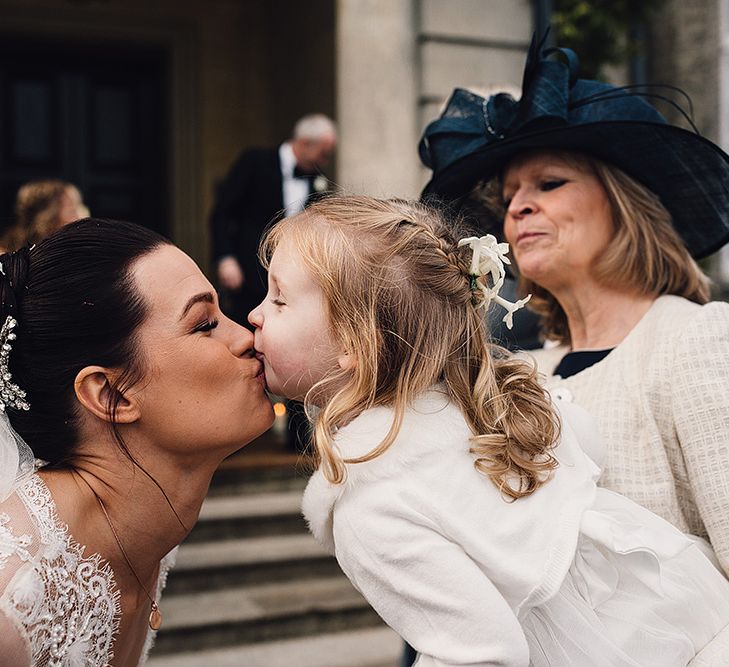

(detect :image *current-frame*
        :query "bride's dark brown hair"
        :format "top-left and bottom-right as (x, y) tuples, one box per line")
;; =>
(0, 218), (168, 467)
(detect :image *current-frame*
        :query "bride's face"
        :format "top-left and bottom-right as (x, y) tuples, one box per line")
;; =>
(128, 245), (273, 459)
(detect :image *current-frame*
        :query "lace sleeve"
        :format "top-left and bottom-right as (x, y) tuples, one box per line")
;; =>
(0, 494), (36, 667)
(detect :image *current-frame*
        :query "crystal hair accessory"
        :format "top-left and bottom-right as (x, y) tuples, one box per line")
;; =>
(0, 313), (33, 502)
(0, 316), (30, 412)
(458, 235), (531, 329)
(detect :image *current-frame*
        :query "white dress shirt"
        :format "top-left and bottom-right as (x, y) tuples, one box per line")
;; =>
(279, 142), (310, 217)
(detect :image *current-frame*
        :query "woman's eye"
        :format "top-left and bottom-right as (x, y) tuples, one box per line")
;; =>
(541, 179), (566, 192)
(194, 319), (219, 333)
(271, 298), (286, 307)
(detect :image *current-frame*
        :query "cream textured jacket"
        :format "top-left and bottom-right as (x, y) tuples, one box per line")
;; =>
(527, 295), (729, 574)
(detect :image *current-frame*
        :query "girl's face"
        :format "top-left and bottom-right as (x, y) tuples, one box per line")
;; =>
(249, 237), (342, 402)
(502, 151), (614, 293)
(130, 245), (274, 458)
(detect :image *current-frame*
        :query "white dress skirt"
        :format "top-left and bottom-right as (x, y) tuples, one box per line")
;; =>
(522, 487), (729, 667)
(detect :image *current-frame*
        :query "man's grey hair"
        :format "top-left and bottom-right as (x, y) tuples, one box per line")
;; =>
(293, 113), (337, 141)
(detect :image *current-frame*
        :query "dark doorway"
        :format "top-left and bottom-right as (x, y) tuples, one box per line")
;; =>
(0, 37), (168, 235)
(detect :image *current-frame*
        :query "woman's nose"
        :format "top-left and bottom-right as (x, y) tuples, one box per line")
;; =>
(507, 189), (536, 219)
(228, 320), (256, 357)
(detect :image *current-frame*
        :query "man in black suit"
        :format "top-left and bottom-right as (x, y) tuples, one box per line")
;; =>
(210, 114), (336, 453)
(210, 113), (337, 325)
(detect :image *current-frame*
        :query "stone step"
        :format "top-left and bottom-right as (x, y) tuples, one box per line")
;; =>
(153, 576), (387, 654)
(147, 626), (402, 667)
(209, 450), (314, 496)
(166, 533), (341, 595)
(186, 490), (307, 542)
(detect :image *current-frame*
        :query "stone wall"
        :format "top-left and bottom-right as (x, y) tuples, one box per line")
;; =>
(335, 0), (534, 198)
(646, 0), (720, 140)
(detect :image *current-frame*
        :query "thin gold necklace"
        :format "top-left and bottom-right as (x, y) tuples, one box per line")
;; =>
(79, 475), (163, 630)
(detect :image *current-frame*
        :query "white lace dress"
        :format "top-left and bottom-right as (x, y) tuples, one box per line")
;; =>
(0, 473), (175, 667)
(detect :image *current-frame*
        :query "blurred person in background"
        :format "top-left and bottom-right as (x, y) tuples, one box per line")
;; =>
(210, 113), (336, 454)
(2, 179), (89, 252)
(210, 113), (337, 326)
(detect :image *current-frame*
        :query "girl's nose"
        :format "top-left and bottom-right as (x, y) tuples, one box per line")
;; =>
(248, 302), (263, 329)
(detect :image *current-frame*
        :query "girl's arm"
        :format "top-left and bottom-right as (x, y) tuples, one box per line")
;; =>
(671, 301), (729, 576)
(333, 498), (529, 667)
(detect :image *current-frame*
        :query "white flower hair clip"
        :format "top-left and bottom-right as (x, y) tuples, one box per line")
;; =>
(457, 235), (531, 329)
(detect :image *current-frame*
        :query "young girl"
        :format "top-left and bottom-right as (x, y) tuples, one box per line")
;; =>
(249, 195), (729, 666)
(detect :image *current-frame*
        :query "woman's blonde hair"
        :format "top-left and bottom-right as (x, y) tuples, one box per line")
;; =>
(4, 180), (76, 251)
(260, 195), (559, 500)
(498, 154), (711, 345)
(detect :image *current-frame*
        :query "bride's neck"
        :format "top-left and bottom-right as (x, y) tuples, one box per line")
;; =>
(41, 433), (217, 583)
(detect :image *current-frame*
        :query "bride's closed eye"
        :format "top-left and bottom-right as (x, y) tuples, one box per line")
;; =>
(193, 318), (219, 333)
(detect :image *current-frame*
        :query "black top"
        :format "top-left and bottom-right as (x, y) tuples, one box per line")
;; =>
(554, 349), (613, 379)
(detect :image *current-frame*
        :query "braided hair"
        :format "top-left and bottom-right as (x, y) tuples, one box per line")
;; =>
(260, 195), (559, 500)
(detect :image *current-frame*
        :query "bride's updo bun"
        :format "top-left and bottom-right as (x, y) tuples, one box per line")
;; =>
(5, 218), (169, 466)
(0, 245), (31, 320)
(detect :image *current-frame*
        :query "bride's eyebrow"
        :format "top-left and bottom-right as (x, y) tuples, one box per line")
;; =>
(179, 292), (214, 320)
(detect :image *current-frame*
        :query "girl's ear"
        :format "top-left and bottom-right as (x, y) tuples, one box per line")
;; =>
(337, 352), (357, 371)
(74, 366), (141, 424)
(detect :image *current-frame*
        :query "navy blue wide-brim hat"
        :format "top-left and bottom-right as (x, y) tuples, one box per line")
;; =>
(420, 35), (729, 259)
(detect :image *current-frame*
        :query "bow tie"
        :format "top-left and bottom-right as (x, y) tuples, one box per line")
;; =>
(293, 166), (317, 179)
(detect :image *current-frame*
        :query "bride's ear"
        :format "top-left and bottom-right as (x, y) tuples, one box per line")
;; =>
(74, 366), (141, 424)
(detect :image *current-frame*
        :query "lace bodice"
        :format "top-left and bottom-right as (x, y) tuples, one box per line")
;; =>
(0, 473), (174, 667)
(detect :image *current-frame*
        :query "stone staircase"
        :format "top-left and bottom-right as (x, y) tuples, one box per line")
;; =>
(146, 442), (402, 667)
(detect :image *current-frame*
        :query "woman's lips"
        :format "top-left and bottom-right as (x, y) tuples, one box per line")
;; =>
(516, 231), (545, 245)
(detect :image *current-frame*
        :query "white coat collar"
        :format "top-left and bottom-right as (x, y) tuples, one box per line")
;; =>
(302, 386), (464, 552)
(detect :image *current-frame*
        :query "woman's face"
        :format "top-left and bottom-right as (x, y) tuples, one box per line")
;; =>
(130, 245), (274, 459)
(502, 151), (615, 292)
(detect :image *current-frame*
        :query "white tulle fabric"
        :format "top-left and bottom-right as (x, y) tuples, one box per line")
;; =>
(522, 488), (729, 666)
(0, 473), (173, 667)
(0, 412), (34, 503)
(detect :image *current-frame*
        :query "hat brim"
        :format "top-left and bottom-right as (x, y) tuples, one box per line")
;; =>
(423, 120), (729, 259)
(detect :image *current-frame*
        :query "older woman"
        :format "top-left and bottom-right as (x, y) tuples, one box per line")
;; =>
(420, 37), (729, 590)
(0, 219), (273, 666)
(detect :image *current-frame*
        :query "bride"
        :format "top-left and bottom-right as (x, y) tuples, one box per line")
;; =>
(0, 219), (274, 666)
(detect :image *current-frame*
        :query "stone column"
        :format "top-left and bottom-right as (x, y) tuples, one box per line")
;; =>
(336, 0), (420, 198)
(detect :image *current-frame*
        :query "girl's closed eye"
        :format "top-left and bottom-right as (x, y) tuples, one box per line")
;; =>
(271, 296), (286, 307)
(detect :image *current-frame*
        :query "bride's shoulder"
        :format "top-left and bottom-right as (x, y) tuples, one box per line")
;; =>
(0, 474), (56, 585)
(0, 473), (120, 666)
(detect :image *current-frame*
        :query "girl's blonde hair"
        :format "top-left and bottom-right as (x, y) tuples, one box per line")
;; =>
(260, 195), (559, 500)
(475, 152), (711, 346)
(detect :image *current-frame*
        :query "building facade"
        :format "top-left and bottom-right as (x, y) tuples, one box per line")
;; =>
(0, 0), (726, 287)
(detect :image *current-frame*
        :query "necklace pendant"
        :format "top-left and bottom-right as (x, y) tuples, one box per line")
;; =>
(149, 602), (162, 631)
